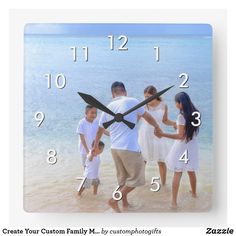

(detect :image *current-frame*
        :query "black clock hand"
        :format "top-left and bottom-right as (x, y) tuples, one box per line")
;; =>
(78, 92), (135, 129)
(103, 85), (174, 129)
(123, 85), (174, 116)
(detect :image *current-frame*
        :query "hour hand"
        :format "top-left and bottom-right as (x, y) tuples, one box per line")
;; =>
(78, 92), (135, 129)
(78, 92), (115, 117)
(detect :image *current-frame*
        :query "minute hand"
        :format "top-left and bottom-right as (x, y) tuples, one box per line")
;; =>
(123, 85), (174, 116)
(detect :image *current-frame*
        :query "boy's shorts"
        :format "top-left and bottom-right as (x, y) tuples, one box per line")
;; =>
(111, 149), (145, 188)
(83, 178), (100, 189)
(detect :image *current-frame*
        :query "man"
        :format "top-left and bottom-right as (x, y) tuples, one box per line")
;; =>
(92, 81), (162, 212)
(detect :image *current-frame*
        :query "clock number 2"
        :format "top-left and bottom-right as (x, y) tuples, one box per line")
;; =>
(45, 73), (66, 89)
(179, 73), (189, 88)
(108, 35), (128, 51)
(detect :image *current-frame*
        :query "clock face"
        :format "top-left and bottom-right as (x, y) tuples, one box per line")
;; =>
(24, 23), (212, 213)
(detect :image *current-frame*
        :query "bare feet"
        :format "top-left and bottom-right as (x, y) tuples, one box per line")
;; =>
(170, 202), (178, 210)
(189, 190), (197, 198)
(108, 199), (121, 213)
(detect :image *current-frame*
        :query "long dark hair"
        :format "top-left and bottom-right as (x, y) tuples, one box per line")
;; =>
(175, 92), (200, 142)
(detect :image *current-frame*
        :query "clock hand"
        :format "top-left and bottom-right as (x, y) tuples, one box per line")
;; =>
(78, 92), (135, 129)
(123, 85), (174, 116)
(103, 85), (174, 129)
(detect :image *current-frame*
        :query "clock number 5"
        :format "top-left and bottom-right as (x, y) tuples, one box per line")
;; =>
(179, 73), (189, 88)
(108, 35), (128, 51)
(150, 177), (161, 192)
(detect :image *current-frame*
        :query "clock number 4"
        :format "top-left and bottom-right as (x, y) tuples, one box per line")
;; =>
(150, 177), (161, 192)
(108, 35), (128, 51)
(179, 149), (189, 164)
(179, 73), (189, 88)
(45, 73), (66, 89)
(70, 46), (88, 62)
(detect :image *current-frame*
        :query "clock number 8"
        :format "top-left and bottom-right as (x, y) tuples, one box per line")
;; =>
(108, 35), (128, 51)
(47, 149), (57, 165)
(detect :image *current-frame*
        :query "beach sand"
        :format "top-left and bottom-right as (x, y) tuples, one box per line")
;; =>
(24, 150), (212, 213)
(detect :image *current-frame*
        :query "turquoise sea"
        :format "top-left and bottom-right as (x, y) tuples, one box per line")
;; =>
(24, 33), (212, 212)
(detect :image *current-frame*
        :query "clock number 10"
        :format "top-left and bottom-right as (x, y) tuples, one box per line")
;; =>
(44, 73), (66, 89)
(108, 35), (128, 51)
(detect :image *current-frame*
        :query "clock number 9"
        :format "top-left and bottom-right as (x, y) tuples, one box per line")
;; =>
(34, 111), (45, 127)
(70, 46), (88, 62)
(108, 35), (128, 51)
(47, 149), (57, 165)
(179, 73), (189, 88)
(150, 177), (161, 192)
(112, 185), (123, 201)
(45, 73), (66, 89)
(191, 111), (201, 127)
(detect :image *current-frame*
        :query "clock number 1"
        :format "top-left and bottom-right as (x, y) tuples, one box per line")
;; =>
(108, 35), (128, 51)
(154, 47), (160, 62)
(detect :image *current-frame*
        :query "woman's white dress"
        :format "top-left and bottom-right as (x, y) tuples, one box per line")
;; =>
(138, 102), (170, 162)
(166, 113), (199, 172)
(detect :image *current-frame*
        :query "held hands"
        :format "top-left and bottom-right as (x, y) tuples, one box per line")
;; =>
(154, 126), (163, 138)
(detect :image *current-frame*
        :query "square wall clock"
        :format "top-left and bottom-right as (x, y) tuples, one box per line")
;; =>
(24, 23), (212, 213)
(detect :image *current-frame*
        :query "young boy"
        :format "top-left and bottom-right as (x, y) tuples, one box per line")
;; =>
(76, 105), (99, 168)
(78, 140), (105, 196)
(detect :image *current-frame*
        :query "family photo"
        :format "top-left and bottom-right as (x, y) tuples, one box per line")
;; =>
(24, 23), (212, 212)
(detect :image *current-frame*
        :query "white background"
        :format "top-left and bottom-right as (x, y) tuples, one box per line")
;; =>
(1, 1), (235, 235)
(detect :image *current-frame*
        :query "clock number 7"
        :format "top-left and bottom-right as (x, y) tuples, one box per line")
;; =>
(70, 46), (88, 62)
(76, 177), (87, 192)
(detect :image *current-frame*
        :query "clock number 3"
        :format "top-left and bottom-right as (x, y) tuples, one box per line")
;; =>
(108, 35), (128, 51)
(191, 111), (201, 127)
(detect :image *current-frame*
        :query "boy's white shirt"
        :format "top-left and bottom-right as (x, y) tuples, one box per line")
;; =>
(76, 118), (99, 155)
(84, 150), (100, 179)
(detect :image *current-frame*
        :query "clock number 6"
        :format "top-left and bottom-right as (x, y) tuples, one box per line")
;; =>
(150, 177), (161, 192)
(112, 185), (123, 201)
(34, 111), (45, 127)
(179, 73), (189, 88)
(108, 35), (128, 51)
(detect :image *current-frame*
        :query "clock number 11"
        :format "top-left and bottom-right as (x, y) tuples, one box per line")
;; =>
(70, 46), (88, 62)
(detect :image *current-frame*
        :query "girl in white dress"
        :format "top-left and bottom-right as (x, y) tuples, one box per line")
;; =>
(155, 92), (200, 209)
(138, 85), (176, 185)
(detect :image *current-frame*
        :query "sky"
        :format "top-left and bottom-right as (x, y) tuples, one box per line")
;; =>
(24, 23), (212, 36)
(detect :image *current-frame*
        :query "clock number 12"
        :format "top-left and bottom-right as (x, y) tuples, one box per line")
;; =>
(108, 35), (128, 51)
